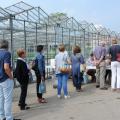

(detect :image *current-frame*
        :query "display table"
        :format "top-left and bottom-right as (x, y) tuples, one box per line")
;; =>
(86, 65), (111, 70)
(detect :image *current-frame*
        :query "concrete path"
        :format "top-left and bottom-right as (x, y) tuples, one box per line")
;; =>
(12, 80), (120, 120)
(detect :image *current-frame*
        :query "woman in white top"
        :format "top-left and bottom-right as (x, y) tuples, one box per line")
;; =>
(55, 44), (70, 99)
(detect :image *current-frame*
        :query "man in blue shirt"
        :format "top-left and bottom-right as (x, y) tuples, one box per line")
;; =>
(94, 41), (107, 90)
(0, 40), (21, 120)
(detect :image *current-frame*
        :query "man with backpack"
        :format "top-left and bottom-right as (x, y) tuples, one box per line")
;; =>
(32, 45), (47, 103)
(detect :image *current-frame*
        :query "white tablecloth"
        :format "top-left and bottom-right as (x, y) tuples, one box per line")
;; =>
(86, 66), (111, 70)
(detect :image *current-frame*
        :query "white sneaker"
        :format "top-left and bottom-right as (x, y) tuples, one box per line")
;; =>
(57, 95), (61, 98)
(64, 95), (70, 99)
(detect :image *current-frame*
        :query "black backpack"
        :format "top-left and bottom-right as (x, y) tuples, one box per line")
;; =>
(31, 58), (40, 76)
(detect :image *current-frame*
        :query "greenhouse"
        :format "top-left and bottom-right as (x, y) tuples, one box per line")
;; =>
(0, 1), (119, 78)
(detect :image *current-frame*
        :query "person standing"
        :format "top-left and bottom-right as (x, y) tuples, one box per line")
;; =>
(71, 46), (85, 92)
(0, 40), (21, 120)
(55, 44), (70, 99)
(94, 42), (107, 90)
(15, 49), (30, 110)
(35, 45), (47, 103)
(108, 39), (120, 91)
(86, 53), (96, 82)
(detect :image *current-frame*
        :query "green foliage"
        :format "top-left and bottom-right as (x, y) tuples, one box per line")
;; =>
(49, 12), (68, 23)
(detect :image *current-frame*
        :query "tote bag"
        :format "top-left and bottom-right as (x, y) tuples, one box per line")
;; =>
(39, 81), (46, 94)
(52, 74), (58, 89)
(59, 54), (71, 73)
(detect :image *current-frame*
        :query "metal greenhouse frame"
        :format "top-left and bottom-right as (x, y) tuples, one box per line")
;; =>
(0, 1), (120, 83)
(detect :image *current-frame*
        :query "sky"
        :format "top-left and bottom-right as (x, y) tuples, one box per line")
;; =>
(0, 0), (120, 32)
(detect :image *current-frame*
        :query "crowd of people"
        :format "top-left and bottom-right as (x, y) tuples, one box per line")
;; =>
(0, 39), (120, 120)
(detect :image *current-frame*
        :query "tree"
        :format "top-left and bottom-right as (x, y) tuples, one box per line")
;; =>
(49, 12), (68, 24)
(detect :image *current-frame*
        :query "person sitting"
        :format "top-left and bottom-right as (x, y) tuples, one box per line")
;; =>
(86, 53), (96, 82)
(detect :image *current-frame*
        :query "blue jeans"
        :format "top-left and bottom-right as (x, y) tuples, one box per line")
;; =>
(0, 79), (14, 120)
(57, 73), (68, 96)
(73, 74), (82, 90)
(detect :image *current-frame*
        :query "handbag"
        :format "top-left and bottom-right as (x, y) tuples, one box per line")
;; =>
(59, 64), (71, 73)
(59, 54), (71, 73)
(39, 80), (46, 94)
(52, 74), (58, 89)
(83, 72), (89, 84)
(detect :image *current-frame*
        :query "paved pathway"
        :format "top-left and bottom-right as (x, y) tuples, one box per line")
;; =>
(12, 80), (120, 120)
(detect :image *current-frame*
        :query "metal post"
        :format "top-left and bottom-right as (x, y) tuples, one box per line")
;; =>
(104, 35), (106, 43)
(27, 11), (29, 21)
(69, 29), (71, 55)
(83, 29), (86, 58)
(109, 35), (111, 45)
(95, 33), (97, 46)
(62, 27), (63, 44)
(46, 24), (48, 78)
(10, 14), (14, 67)
(35, 23), (38, 47)
(88, 31), (89, 41)
(10, 14), (15, 86)
(54, 26), (57, 55)
(48, 16), (49, 25)
(80, 31), (82, 46)
(24, 21), (27, 53)
(72, 18), (73, 29)
(74, 30), (76, 45)
(98, 32), (100, 45)
(38, 7), (41, 24)
(92, 33), (93, 50)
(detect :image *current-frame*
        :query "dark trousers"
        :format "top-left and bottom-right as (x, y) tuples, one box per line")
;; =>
(105, 70), (111, 85)
(73, 74), (82, 90)
(19, 83), (28, 107)
(36, 83), (42, 99)
(87, 69), (96, 82)
(36, 71), (45, 99)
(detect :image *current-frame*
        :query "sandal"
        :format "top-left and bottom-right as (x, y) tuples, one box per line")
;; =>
(38, 98), (47, 103)
(42, 98), (47, 103)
